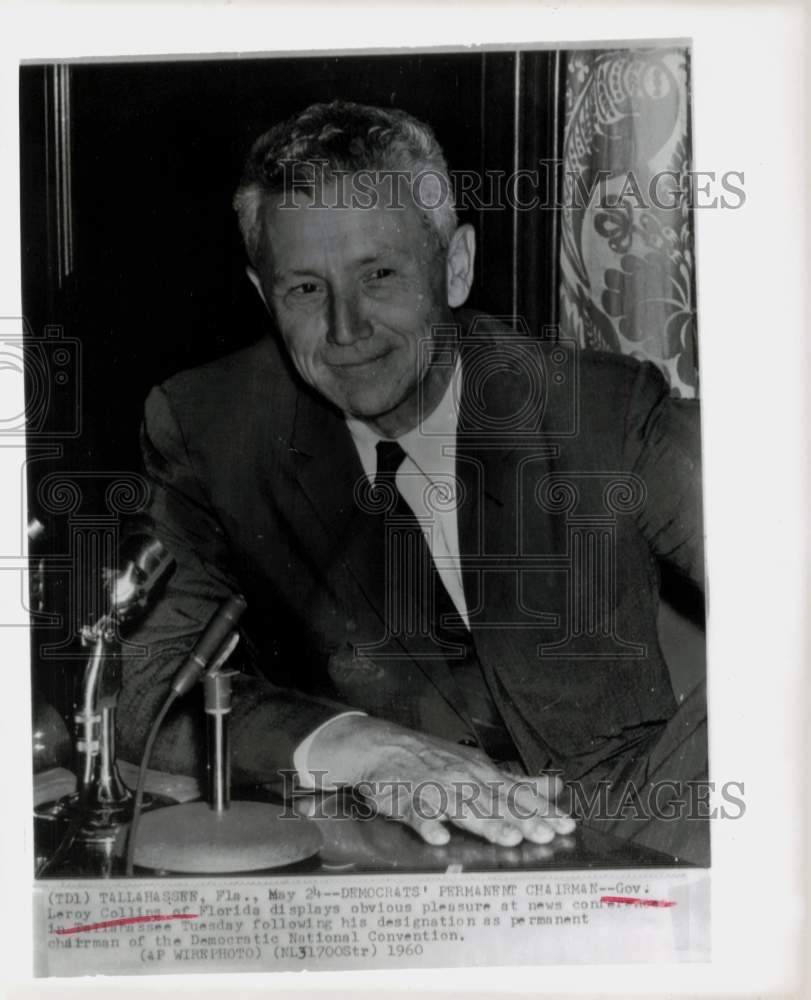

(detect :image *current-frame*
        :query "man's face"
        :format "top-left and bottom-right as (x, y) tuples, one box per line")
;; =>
(251, 183), (455, 421)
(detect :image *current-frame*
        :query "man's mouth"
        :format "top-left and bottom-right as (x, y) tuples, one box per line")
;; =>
(328, 349), (392, 370)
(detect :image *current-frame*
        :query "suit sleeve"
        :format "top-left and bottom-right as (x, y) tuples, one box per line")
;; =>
(117, 384), (350, 783)
(620, 361), (705, 591)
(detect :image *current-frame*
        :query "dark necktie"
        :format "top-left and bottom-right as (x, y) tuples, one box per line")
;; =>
(373, 439), (466, 653)
(373, 439), (519, 762)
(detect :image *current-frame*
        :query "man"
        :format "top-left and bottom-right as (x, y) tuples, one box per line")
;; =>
(120, 100), (707, 861)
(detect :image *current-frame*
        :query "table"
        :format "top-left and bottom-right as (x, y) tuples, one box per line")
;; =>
(35, 774), (683, 878)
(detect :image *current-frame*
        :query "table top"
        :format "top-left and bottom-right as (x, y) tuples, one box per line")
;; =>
(35, 774), (684, 878)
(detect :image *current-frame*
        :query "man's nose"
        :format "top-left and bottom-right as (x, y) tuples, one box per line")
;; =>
(327, 292), (371, 346)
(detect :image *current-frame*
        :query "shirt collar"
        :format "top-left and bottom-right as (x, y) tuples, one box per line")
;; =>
(345, 357), (462, 483)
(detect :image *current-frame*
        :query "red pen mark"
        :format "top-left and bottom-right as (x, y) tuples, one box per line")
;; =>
(54, 914), (198, 935)
(600, 896), (675, 908)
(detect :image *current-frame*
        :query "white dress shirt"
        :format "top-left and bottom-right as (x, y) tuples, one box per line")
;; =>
(293, 358), (468, 785)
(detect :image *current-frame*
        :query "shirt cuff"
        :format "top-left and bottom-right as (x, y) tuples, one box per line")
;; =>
(292, 711), (367, 790)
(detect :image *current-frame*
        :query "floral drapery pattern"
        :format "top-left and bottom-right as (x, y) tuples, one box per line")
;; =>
(559, 48), (698, 398)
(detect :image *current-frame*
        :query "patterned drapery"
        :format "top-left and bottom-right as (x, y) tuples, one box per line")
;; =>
(559, 48), (698, 398)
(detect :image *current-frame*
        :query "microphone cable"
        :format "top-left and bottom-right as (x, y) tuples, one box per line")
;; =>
(123, 690), (179, 876)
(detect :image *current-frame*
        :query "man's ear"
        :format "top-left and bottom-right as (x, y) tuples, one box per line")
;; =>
(246, 266), (270, 310)
(446, 224), (476, 309)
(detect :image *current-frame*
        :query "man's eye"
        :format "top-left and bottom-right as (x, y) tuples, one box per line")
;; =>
(367, 268), (394, 282)
(290, 282), (322, 296)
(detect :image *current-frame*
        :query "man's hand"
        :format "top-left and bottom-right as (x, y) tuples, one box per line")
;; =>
(307, 715), (575, 847)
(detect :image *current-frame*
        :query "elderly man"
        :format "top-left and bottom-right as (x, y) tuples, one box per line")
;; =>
(120, 100), (707, 862)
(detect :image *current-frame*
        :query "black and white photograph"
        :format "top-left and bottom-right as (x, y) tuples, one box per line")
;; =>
(2, 7), (807, 990)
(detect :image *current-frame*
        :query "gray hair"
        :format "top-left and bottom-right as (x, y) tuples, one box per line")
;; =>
(233, 100), (458, 265)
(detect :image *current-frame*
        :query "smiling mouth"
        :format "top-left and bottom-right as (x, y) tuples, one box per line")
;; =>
(329, 350), (392, 370)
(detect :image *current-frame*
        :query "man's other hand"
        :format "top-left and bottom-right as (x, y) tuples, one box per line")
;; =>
(306, 715), (575, 847)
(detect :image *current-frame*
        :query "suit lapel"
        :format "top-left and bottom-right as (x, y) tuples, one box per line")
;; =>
(288, 385), (365, 550)
(288, 386), (396, 632)
(454, 329), (564, 772)
(455, 330), (516, 603)
(455, 327), (560, 583)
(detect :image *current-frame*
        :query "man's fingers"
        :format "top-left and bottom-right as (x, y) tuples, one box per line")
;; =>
(358, 760), (576, 847)
(438, 781), (556, 847)
(445, 812), (525, 847)
(362, 784), (452, 847)
(509, 786), (577, 837)
(521, 812), (575, 839)
(503, 773), (576, 836)
(547, 813), (577, 835)
(409, 817), (451, 846)
(403, 779), (524, 847)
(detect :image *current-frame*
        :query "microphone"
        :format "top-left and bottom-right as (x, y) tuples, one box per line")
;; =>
(27, 516), (46, 543)
(108, 534), (175, 623)
(28, 515), (47, 614)
(170, 594), (248, 697)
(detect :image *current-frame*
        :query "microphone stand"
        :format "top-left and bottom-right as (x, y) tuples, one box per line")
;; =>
(74, 613), (133, 824)
(205, 669), (233, 813)
(40, 536), (175, 876)
(130, 644), (321, 874)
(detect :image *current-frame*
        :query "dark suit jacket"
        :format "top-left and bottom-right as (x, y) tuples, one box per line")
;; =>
(119, 313), (703, 784)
